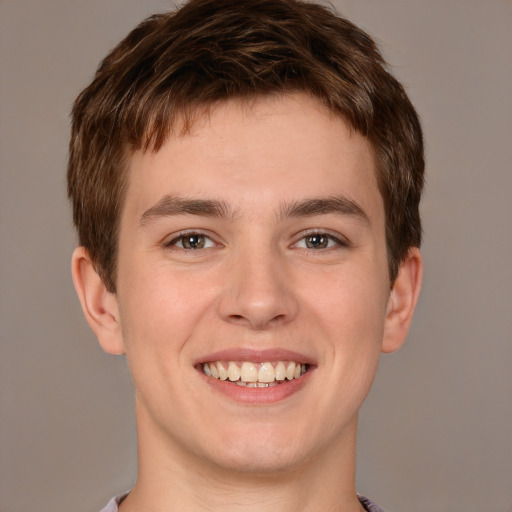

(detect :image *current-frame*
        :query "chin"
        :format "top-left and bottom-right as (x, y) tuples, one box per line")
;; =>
(198, 424), (316, 475)
(212, 446), (303, 475)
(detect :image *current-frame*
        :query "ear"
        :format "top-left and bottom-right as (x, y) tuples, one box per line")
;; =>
(71, 246), (125, 355)
(382, 247), (423, 354)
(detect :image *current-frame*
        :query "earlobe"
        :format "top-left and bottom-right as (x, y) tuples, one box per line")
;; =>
(71, 246), (125, 355)
(382, 247), (423, 354)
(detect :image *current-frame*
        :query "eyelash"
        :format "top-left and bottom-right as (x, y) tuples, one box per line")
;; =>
(164, 230), (348, 252)
(293, 230), (348, 250)
(164, 231), (218, 251)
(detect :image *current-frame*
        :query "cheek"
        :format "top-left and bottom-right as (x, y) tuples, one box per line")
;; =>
(306, 264), (388, 389)
(117, 265), (216, 363)
(307, 263), (388, 338)
(115, 269), (217, 417)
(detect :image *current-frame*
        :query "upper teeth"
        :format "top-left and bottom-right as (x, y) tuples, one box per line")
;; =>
(203, 361), (307, 384)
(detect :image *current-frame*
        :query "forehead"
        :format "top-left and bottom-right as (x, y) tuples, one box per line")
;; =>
(123, 93), (382, 224)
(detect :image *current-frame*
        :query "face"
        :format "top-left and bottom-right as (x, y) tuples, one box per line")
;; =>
(114, 94), (394, 473)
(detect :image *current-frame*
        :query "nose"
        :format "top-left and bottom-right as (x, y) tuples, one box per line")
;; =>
(217, 245), (299, 330)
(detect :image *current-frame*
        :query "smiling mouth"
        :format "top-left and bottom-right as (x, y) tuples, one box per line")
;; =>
(202, 361), (308, 387)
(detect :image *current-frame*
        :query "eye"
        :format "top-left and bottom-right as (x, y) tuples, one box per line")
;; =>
(294, 232), (346, 250)
(167, 233), (216, 250)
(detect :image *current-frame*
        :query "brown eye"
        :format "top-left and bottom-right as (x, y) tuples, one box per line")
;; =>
(167, 233), (215, 250)
(294, 232), (346, 250)
(305, 234), (329, 249)
(181, 234), (206, 249)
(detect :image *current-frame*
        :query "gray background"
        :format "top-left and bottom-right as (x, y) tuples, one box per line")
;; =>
(1, 1), (511, 511)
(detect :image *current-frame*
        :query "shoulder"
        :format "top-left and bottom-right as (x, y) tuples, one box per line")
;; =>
(99, 493), (128, 512)
(358, 494), (388, 512)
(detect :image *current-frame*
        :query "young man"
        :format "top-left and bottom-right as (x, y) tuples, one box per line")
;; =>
(68, 0), (424, 510)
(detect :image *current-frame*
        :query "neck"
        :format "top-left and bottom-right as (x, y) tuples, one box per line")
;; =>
(120, 400), (364, 512)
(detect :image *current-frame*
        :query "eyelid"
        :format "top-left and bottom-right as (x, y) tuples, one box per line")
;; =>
(163, 229), (220, 249)
(291, 229), (350, 249)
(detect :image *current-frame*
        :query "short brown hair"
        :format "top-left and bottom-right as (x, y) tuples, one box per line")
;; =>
(68, 0), (424, 292)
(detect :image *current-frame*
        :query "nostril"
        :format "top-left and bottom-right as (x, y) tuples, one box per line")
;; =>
(228, 314), (248, 324)
(218, 281), (299, 329)
(228, 312), (286, 326)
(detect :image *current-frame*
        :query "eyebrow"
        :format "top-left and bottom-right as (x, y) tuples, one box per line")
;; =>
(139, 194), (370, 227)
(139, 195), (236, 226)
(278, 196), (370, 224)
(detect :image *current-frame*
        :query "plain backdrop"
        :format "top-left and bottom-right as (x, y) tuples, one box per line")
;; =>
(1, 1), (511, 511)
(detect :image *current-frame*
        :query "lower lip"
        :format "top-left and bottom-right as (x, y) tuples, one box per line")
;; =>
(199, 369), (312, 404)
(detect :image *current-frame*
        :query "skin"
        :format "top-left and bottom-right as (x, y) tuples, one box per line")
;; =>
(72, 93), (422, 512)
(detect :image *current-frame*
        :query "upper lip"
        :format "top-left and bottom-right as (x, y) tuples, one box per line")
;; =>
(194, 348), (316, 365)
